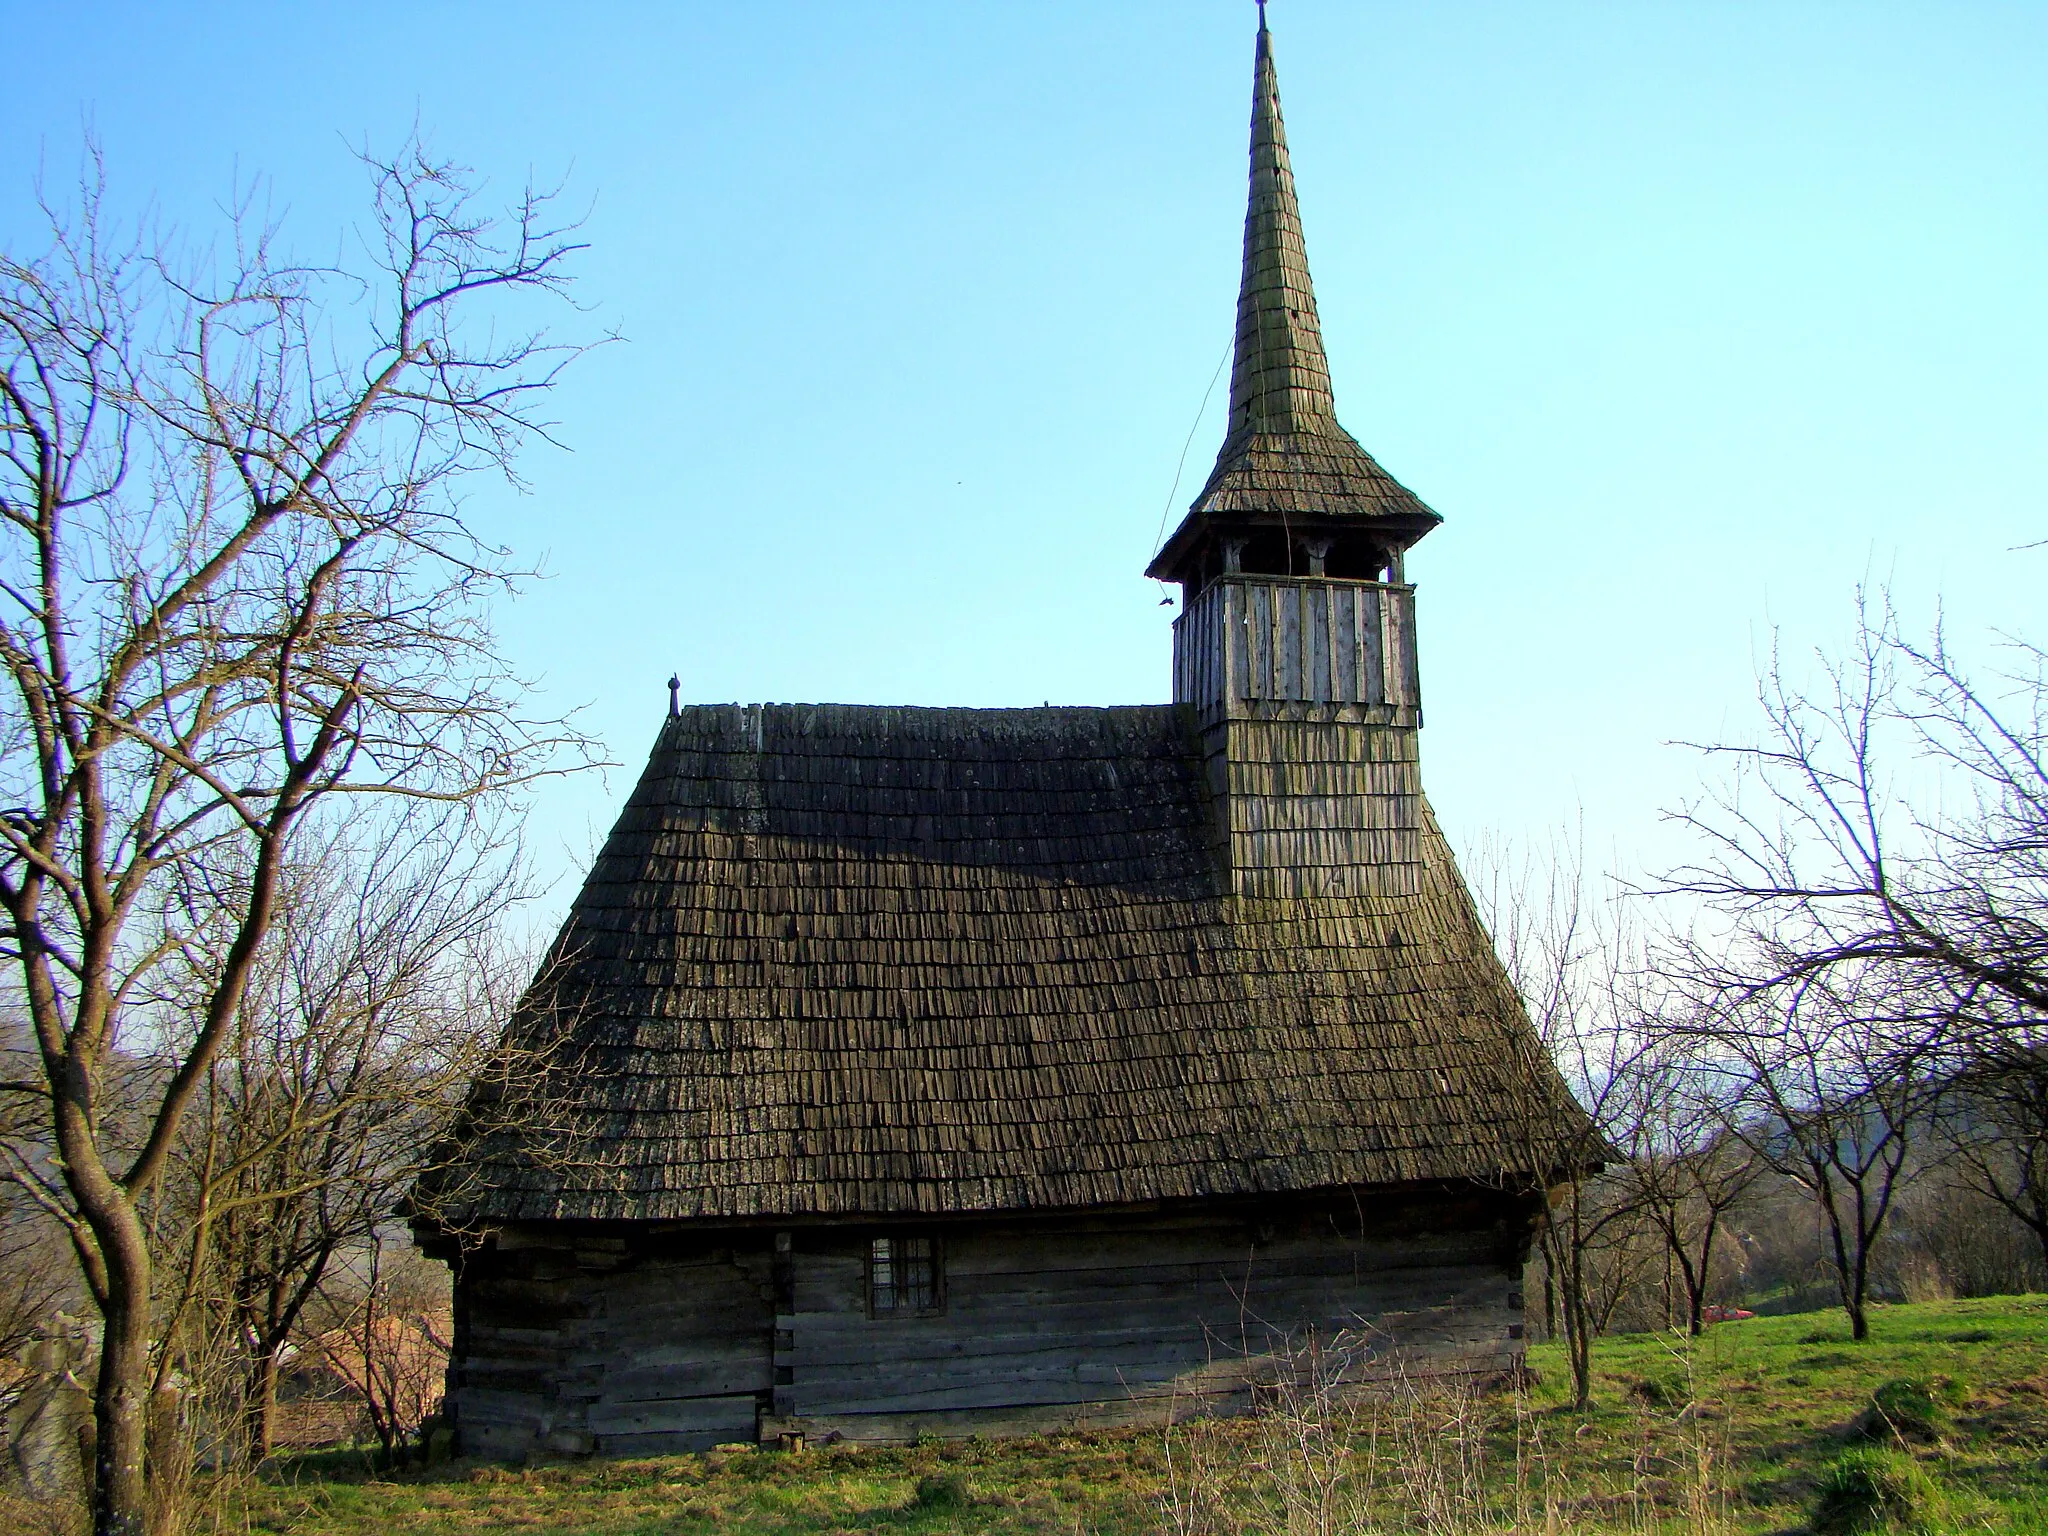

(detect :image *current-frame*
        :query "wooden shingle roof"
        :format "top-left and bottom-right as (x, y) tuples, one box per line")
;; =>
(1149, 18), (1438, 582)
(426, 704), (1572, 1226)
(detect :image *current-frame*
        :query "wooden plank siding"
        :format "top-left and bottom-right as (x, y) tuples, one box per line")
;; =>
(780, 1273), (1509, 1419)
(447, 1191), (1532, 1456)
(1173, 577), (1419, 725)
(772, 1205), (1520, 1441)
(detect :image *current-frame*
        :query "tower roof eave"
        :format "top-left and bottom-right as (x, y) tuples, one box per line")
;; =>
(1146, 424), (1442, 582)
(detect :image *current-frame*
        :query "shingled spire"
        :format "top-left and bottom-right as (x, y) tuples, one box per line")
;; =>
(1148, 11), (1440, 588)
(1228, 10), (1335, 435)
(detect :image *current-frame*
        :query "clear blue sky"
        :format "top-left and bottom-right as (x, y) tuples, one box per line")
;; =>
(8, 1), (2044, 912)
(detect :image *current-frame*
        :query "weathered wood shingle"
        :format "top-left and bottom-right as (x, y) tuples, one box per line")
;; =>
(428, 703), (1566, 1224)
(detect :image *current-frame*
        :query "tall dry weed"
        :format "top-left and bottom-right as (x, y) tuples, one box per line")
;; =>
(1154, 1330), (1734, 1536)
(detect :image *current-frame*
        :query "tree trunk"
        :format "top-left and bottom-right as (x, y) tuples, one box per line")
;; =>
(1565, 1217), (1593, 1410)
(245, 1350), (280, 1463)
(56, 1074), (158, 1536)
(1684, 1215), (1718, 1337)
(1569, 1309), (1593, 1411)
(92, 1282), (152, 1536)
(1812, 1170), (1871, 1343)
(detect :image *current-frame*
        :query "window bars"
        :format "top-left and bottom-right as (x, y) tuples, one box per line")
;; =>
(869, 1235), (939, 1315)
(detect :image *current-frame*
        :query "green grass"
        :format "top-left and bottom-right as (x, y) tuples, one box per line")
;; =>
(200, 1295), (2048, 1534)
(1525, 1294), (2048, 1530)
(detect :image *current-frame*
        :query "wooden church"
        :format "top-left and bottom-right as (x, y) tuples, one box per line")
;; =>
(414, 12), (1580, 1456)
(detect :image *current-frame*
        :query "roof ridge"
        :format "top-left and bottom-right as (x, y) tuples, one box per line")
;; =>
(661, 701), (1187, 722)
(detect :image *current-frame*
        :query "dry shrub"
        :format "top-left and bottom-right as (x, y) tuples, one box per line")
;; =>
(1156, 1332), (1733, 1536)
(0, 1487), (83, 1536)
(1160, 1368), (1514, 1535)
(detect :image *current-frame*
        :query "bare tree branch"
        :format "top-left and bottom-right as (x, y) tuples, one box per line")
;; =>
(0, 137), (602, 1536)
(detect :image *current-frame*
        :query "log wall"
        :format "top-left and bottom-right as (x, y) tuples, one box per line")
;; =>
(445, 1188), (1530, 1456)
(450, 1237), (774, 1459)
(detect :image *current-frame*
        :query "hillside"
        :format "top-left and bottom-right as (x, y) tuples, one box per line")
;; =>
(199, 1295), (2048, 1534)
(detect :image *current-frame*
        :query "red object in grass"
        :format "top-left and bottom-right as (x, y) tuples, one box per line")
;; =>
(1700, 1305), (1756, 1324)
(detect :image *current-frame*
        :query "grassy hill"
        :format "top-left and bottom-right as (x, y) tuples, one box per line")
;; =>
(207, 1294), (2048, 1534)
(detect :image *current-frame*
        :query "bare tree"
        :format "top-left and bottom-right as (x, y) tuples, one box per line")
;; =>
(1658, 588), (2043, 1339)
(1470, 835), (1637, 1410)
(0, 1021), (80, 1359)
(1683, 974), (1945, 1340)
(304, 1232), (451, 1467)
(146, 811), (535, 1463)
(1665, 591), (2045, 1022)
(0, 1186), (75, 1361)
(1939, 1048), (2048, 1273)
(1621, 1043), (1762, 1335)
(0, 143), (596, 1535)
(1568, 1171), (1667, 1337)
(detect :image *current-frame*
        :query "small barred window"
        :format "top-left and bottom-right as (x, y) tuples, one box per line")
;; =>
(868, 1235), (940, 1315)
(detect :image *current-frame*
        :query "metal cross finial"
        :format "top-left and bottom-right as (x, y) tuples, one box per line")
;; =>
(667, 675), (680, 717)
(1256, 0), (1268, 32)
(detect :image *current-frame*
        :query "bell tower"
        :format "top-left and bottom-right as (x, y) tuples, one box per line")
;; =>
(1149, 9), (1441, 900)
